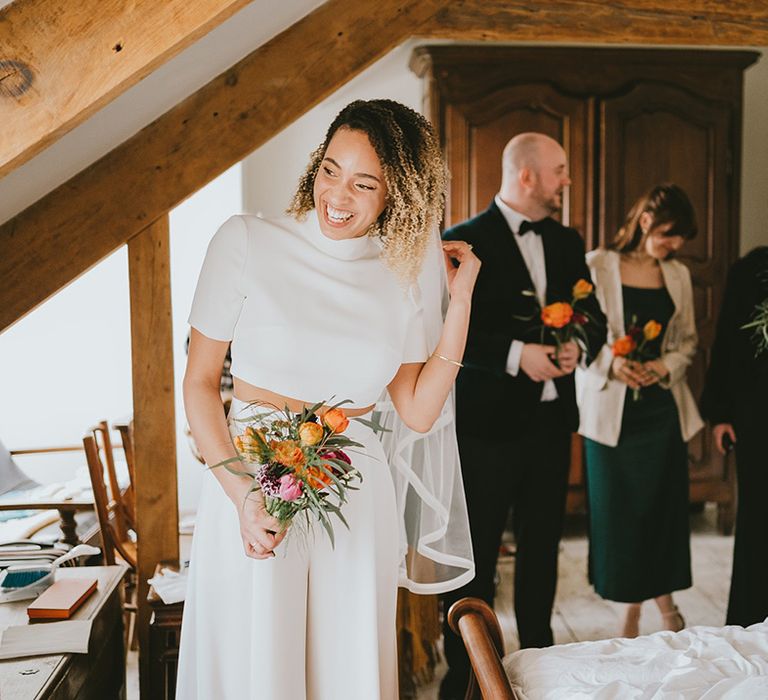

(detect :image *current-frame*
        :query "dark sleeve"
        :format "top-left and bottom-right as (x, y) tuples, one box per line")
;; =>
(700, 260), (744, 424)
(442, 222), (518, 374)
(567, 231), (607, 365)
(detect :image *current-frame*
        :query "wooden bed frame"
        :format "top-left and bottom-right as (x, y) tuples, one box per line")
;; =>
(447, 597), (517, 699)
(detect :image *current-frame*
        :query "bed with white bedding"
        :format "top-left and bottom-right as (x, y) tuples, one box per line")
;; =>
(504, 619), (768, 699)
(448, 598), (768, 699)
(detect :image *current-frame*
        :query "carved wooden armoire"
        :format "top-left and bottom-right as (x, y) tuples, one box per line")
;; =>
(411, 46), (759, 530)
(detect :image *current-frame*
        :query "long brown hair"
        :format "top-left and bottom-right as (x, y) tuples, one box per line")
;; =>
(610, 183), (698, 253)
(288, 99), (447, 284)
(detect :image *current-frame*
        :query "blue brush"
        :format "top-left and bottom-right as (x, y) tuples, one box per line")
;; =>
(0, 565), (50, 588)
(0, 544), (101, 595)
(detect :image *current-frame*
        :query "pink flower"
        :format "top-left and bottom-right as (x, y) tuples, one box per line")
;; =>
(278, 474), (303, 501)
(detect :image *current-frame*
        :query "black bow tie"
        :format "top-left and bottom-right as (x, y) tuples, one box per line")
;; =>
(517, 219), (543, 236)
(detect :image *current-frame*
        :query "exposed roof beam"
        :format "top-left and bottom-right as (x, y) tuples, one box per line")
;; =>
(2, 0), (767, 332)
(432, 1), (768, 45)
(0, 0), (437, 331)
(0, 0), (253, 178)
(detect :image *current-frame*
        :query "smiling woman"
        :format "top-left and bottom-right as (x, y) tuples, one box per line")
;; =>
(178, 99), (479, 700)
(289, 98), (448, 285)
(577, 183), (704, 639)
(312, 129), (388, 237)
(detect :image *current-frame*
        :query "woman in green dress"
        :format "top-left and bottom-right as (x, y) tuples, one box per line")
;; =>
(576, 184), (704, 637)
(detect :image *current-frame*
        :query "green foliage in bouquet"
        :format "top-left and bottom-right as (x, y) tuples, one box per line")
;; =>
(213, 398), (385, 547)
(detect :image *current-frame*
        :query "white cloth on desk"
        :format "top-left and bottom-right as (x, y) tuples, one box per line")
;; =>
(147, 566), (188, 605)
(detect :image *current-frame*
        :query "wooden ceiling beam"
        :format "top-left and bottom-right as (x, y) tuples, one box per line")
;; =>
(3, 0), (768, 332)
(0, 0), (253, 179)
(0, 0), (437, 332)
(430, 1), (768, 45)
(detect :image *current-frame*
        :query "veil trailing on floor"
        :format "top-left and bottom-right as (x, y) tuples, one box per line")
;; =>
(375, 227), (475, 595)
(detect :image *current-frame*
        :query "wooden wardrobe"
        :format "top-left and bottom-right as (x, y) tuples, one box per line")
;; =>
(411, 46), (759, 531)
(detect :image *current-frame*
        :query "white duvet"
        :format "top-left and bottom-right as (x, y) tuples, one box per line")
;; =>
(504, 620), (768, 699)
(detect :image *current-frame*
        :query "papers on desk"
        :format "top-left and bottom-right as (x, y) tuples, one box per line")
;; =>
(148, 565), (188, 604)
(0, 619), (92, 659)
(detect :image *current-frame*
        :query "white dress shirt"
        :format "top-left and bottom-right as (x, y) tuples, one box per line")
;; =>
(495, 195), (558, 401)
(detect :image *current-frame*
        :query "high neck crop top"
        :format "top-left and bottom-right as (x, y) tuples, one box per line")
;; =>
(188, 214), (428, 407)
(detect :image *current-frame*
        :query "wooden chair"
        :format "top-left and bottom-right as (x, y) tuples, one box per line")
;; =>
(447, 597), (516, 700)
(112, 419), (136, 529)
(83, 422), (138, 649)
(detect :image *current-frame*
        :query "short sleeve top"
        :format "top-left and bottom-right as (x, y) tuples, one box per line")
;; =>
(188, 214), (428, 407)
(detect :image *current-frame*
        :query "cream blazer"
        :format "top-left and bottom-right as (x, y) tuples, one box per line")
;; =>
(576, 248), (704, 447)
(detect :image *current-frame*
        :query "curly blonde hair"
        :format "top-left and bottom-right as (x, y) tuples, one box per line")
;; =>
(287, 99), (447, 284)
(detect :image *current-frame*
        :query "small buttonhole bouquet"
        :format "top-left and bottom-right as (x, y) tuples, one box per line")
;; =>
(611, 316), (663, 400)
(525, 279), (597, 367)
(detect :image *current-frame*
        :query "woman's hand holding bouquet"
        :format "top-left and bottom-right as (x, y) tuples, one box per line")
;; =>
(611, 318), (668, 399)
(214, 399), (384, 551)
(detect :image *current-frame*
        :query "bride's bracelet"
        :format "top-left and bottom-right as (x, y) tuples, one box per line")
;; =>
(433, 352), (464, 368)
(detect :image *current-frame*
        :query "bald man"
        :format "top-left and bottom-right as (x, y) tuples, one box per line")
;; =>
(440, 134), (606, 699)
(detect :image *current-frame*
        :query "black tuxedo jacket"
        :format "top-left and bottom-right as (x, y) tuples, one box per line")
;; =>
(701, 246), (768, 430)
(443, 201), (607, 437)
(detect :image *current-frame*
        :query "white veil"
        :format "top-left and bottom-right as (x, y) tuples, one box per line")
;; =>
(374, 228), (475, 594)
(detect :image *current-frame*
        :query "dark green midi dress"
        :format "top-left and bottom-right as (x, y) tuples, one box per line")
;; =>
(585, 285), (692, 603)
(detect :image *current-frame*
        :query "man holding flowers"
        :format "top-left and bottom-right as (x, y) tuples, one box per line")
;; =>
(440, 133), (606, 699)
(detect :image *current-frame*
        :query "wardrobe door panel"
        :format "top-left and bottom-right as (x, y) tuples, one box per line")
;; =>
(600, 82), (731, 479)
(443, 83), (592, 243)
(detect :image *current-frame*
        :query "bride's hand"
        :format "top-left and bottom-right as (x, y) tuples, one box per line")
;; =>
(442, 240), (481, 302)
(234, 487), (287, 560)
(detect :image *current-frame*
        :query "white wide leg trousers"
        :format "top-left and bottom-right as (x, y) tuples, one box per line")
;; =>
(176, 406), (400, 700)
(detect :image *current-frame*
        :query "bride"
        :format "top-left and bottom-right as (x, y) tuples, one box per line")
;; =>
(177, 99), (479, 699)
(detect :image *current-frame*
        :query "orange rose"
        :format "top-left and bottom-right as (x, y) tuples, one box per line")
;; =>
(541, 302), (574, 329)
(235, 427), (266, 459)
(272, 440), (305, 469)
(572, 279), (594, 301)
(612, 335), (637, 357)
(298, 421), (323, 446)
(643, 320), (662, 341)
(304, 465), (333, 490)
(323, 407), (349, 434)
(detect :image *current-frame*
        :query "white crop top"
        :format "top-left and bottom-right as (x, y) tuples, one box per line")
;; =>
(188, 214), (429, 407)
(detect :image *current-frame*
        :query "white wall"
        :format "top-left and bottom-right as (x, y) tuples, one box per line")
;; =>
(0, 248), (132, 484)
(740, 50), (768, 254)
(242, 42), (422, 217)
(0, 165), (241, 512)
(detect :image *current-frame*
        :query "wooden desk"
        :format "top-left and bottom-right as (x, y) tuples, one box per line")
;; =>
(0, 565), (127, 699)
(147, 561), (183, 700)
(0, 499), (94, 547)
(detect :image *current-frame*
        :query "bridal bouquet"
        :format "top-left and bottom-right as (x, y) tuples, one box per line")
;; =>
(612, 316), (663, 400)
(218, 400), (380, 546)
(531, 279), (596, 365)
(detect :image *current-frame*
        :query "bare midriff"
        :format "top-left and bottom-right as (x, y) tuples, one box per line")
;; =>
(232, 378), (375, 417)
